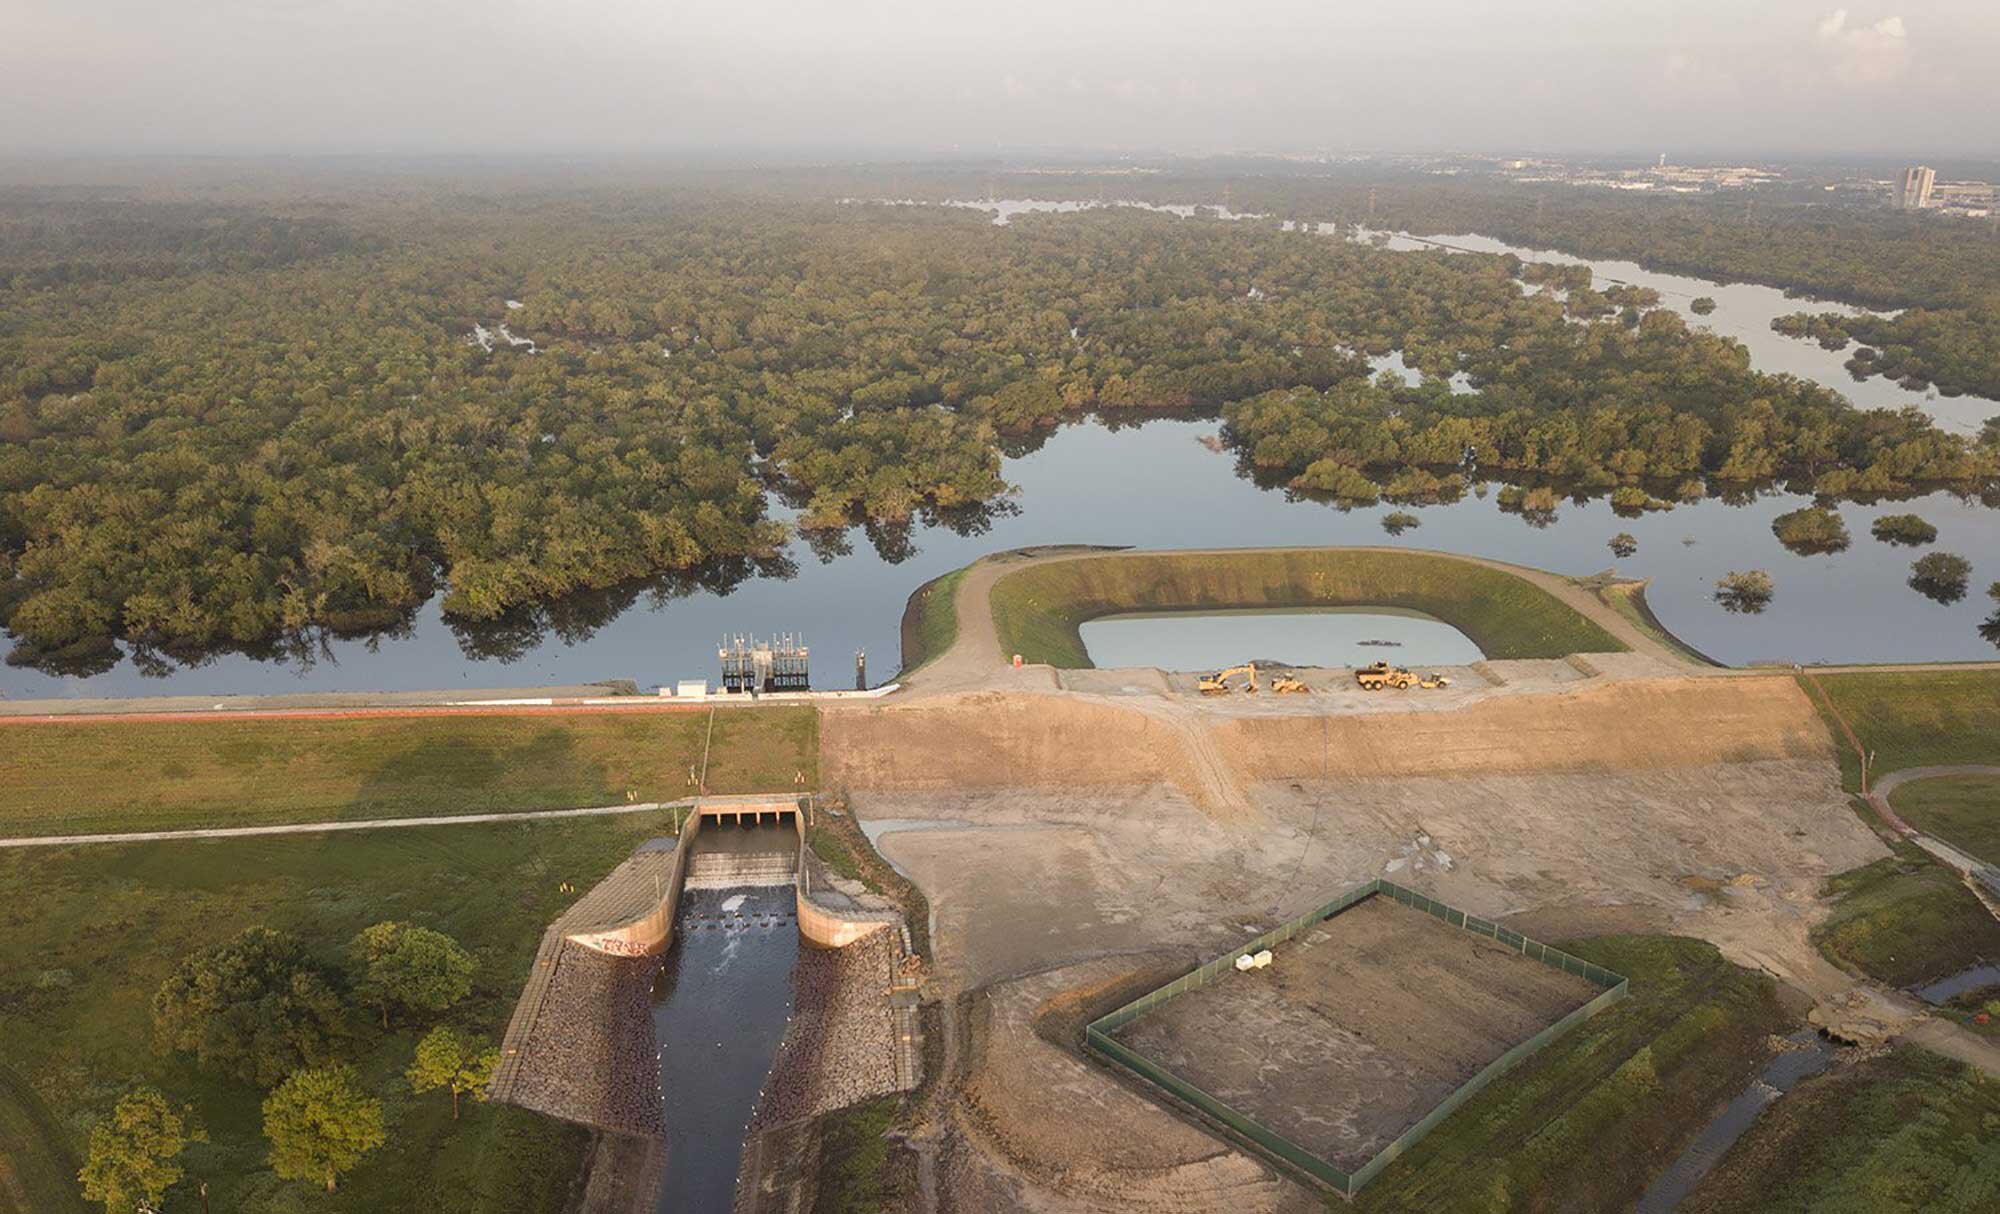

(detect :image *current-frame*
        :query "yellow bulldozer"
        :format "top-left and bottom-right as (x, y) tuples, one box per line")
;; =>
(1197, 663), (1257, 695)
(1270, 673), (1310, 694)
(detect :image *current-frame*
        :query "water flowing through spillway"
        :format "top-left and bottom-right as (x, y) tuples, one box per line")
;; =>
(650, 824), (800, 1211)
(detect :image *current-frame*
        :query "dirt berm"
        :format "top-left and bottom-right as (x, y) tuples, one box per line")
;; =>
(821, 676), (1831, 805)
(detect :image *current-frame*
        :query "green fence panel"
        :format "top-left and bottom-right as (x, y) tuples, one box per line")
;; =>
(1086, 878), (1627, 1198)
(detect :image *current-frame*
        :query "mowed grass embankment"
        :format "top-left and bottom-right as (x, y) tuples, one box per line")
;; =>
(895, 565), (968, 677)
(1797, 670), (2000, 988)
(988, 549), (1627, 668)
(1801, 668), (2000, 790)
(1892, 776), (2000, 867)
(1355, 935), (1789, 1213)
(0, 706), (817, 837)
(1682, 1045), (2000, 1214)
(0, 815), (664, 1214)
(1813, 843), (2000, 988)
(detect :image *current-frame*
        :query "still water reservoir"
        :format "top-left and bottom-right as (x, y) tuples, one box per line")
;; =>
(1079, 608), (1484, 672)
(8, 212), (2000, 698)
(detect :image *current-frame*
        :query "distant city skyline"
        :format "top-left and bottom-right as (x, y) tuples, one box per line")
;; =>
(3, 1), (1997, 160)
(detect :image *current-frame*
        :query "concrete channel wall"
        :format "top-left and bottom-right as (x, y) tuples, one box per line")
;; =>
(492, 793), (924, 1114)
(791, 800), (902, 948)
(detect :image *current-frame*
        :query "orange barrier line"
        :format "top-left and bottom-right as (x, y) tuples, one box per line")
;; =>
(0, 701), (713, 727)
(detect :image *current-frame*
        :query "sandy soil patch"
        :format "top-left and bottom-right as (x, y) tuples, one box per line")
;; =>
(1110, 896), (1603, 1171)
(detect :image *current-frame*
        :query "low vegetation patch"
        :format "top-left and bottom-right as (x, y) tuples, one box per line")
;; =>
(1682, 1046), (2000, 1214)
(811, 1095), (910, 1214)
(895, 565), (968, 677)
(1713, 569), (1773, 613)
(1813, 845), (2000, 988)
(0, 816), (662, 1213)
(1869, 512), (1938, 546)
(989, 549), (1625, 668)
(1355, 935), (1790, 1214)
(1804, 669), (2000, 789)
(1769, 506), (1849, 555)
(1891, 776), (2000, 867)
(0, 707), (817, 836)
(1380, 511), (1421, 536)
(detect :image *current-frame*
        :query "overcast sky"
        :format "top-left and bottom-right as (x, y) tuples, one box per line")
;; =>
(4, 0), (1995, 161)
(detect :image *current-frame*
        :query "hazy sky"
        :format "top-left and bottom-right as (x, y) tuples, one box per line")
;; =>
(4, 0), (1995, 160)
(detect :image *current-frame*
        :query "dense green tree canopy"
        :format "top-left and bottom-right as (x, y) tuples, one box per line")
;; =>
(348, 921), (476, 1028)
(3, 179), (1996, 672)
(76, 1087), (206, 1214)
(261, 1064), (385, 1193)
(150, 927), (345, 1087)
(406, 1026), (499, 1120)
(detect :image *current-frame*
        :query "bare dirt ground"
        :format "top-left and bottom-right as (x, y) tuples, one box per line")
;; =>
(942, 956), (1321, 1214)
(839, 667), (1890, 1209)
(1110, 896), (1603, 1171)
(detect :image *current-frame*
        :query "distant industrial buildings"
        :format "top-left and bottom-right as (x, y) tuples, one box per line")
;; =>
(1900, 165), (1936, 209)
(1899, 165), (1993, 217)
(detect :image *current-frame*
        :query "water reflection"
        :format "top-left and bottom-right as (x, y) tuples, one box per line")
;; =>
(10, 217), (2000, 695)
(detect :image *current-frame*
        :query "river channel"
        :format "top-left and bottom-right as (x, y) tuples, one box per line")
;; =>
(5, 207), (1997, 698)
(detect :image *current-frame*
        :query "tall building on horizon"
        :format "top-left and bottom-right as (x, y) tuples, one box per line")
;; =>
(1900, 165), (1937, 209)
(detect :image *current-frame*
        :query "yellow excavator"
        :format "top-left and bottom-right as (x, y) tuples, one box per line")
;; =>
(1198, 663), (1257, 695)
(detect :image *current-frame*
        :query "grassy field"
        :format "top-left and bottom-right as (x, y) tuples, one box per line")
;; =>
(1891, 776), (2000, 866)
(0, 814), (669, 1214)
(1682, 1045), (2000, 1213)
(895, 565), (967, 677)
(0, 1066), (88, 1214)
(988, 549), (1627, 669)
(1801, 669), (2000, 789)
(1354, 935), (1790, 1214)
(0, 707), (817, 836)
(1812, 845), (2000, 988)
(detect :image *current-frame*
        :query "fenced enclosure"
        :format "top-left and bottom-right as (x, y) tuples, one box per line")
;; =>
(1084, 879), (1628, 1197)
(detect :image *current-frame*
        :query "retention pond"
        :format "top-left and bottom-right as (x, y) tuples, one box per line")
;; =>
(1079, 607), (1484, 672)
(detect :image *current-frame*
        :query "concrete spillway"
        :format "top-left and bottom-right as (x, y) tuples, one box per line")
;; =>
(489, 797), (918, 1211)
(652, 826), (802, 1212)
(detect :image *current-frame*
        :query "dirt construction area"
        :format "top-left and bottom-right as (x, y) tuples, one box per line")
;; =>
(826, 673), (1894, 1210)
(1109, 896), (1604, 1172)
(820, 551), (1912, 1212)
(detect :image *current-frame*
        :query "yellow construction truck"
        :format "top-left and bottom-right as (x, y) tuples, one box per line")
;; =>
(1355, 661), (1451, 690)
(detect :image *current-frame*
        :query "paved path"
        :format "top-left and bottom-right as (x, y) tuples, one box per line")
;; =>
(0, 799), (693, 849)
(1863, 764), (2000, 842)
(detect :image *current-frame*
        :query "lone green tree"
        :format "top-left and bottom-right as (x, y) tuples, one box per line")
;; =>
(349, 922), (477, 1029)
(262, 1064), (385, 1194)
(1909, 551), (1973, 604)
(407, 1026), (500, 1119)
(151, 926), (346, 1086)
(77, 1087), (206, 1214)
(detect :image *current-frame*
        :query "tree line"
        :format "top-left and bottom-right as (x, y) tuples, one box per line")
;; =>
(4, 183), (1997, 673)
